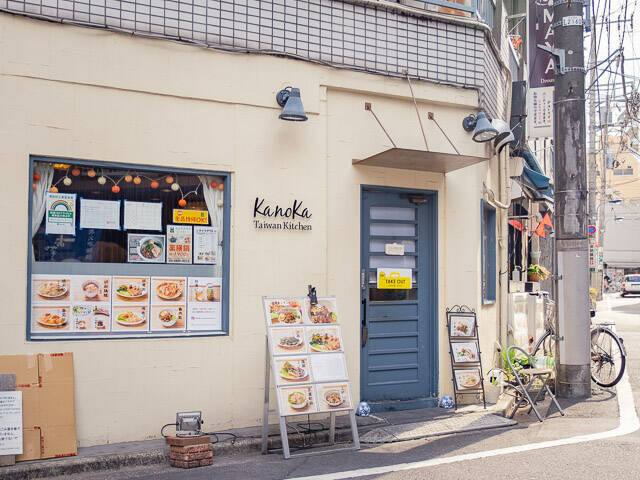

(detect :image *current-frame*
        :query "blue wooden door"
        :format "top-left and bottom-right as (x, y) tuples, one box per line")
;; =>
(360, 187), (438, 408)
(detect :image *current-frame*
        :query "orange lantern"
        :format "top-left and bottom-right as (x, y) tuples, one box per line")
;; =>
(133, 176), (142, 185)
(49, 186), (59, 193)
(87, 169), (96, 178)
(71, 168), (81, 177)
(165, 176), (174, 184)
(33, 173), (40, 182)
(150, 181), (159, 189)
(210, 180), (217, 188)
(178, 198), (187, 207)
(218, 183), (224, 191)
(124, 174), (133, 183)
(112, 185), (121, 193)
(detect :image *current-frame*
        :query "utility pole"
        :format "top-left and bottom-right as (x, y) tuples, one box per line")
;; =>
(553, 0), (591, 398)
(588, 13), (598, 294)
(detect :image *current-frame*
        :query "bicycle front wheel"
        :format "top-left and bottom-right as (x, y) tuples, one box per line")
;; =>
(591, 327), (626, 388)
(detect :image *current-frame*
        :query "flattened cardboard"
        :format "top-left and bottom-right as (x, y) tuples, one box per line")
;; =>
(0, 353), (77, 461)
(15, 428), (41, 462)
(0, 354), (38, 387)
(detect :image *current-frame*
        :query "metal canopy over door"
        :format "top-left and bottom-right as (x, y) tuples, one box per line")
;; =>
(360, 187), (438, 409)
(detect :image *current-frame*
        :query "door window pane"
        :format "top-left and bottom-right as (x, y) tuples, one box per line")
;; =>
(370, 206), (415, 221)
(369, 288), (418, 301)
(369, 255), (416, 269)
(370, 223), (416, 237)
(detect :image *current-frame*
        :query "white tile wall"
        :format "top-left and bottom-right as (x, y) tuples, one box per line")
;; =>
(2, 0), (505, 118)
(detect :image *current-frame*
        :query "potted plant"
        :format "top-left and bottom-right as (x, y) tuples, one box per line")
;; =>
(527, 264), (550, 282)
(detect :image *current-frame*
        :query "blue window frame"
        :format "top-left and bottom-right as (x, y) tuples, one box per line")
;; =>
(27, 155), (231, 341)
(481, 200), (497, 304)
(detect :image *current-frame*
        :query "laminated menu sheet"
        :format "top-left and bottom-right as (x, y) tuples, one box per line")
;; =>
(263, 296), (353, 415)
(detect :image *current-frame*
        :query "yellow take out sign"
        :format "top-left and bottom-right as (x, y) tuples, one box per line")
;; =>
(173, 209), (209, 225)
(377, 268), (412, 289)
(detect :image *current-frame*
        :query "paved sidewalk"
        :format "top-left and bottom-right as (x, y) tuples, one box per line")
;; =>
(2, 388), (620, 480)
(2, 405), (509, 479)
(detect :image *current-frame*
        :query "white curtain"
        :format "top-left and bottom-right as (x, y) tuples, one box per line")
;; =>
(198, 175), (224, 271)
(32, 163), (54, 238)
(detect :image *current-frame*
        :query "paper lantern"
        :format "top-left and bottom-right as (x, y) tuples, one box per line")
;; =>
(178, 198), (187, 207)
(32, 183), (37, 191)
(133, 176), (142, 185)
(97, 176), (107, 185)
(216, 199), (224, 208)
(33, 173), (41, 182)
(171, 182), (180, 191)
(150, 180), (159, 189)
(210, 181), (217, 188)
(112, 185), (120, 193)
(124, 175), (133, 183)
(63, 177), (72, 186)
(218, 183), (224, 191)
(71, 168), (81, 177)
(87, 169), (96, 178)
(165, 176), (174, 184)
(49, 186), (59, 193)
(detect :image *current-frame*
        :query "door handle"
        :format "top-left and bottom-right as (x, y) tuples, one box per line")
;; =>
(361, 298), (368, 348)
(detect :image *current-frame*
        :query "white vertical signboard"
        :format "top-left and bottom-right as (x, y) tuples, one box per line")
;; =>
(0, 391), (23, 455)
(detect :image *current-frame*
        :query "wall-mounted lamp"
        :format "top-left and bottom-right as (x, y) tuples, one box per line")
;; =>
(491, 118), (515, 153)
(276, 87), (308, 121)
(462, 111), (498, 142)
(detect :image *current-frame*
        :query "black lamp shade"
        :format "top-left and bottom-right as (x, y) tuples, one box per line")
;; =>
(277, 87), (308, 122)
(472, 112), (498, 142)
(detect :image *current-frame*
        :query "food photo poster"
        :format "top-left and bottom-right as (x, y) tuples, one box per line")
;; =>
(449, 315), (476, 337)
(454, 368), (482, 390)
(127, 234), (166, 263)
(451, 342), (479, 363)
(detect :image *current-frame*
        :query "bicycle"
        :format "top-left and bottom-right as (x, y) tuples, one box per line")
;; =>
(533, 295), (627, 388)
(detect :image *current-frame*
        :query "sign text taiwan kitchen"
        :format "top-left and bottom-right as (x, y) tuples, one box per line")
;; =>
(253, 197), (312, 231)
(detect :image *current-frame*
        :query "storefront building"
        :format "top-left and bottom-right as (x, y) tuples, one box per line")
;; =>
(0, 0), (513, 447)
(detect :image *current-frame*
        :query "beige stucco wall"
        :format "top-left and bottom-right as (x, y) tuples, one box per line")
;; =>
(0, 13), (502, 446)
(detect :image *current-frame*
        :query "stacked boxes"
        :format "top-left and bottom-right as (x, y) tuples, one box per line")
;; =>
(165, 435), (213, 469)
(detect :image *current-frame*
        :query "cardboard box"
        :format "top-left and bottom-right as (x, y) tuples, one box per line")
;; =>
(0, 353), (77, 461)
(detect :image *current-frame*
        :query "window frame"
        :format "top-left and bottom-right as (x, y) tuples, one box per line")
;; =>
(481, 199), (497, 304)
(27, 155), (232, 341)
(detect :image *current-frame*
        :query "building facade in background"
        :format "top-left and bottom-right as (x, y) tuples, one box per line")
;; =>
(0, 0), (518, 447)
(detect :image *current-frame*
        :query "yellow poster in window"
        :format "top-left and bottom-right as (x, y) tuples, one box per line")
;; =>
(173, 209), (209, 225)
(377, 268), (412, 289)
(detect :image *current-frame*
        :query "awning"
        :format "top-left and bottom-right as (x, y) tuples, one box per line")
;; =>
(513, 147), (554, 202)
(353, 148), (489, 173)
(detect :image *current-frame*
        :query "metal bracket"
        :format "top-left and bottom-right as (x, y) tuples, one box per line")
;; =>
(536, 44), (586, 75)
(552, 334), (565, 341)
(550, 274), (563, 280)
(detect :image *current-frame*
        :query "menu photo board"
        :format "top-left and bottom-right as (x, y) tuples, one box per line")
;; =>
(112, 276), (150, 332)
(31, 274), (72, 333)
(264, 296), (353, 416)
(29, 273), (224, 338)
(150, 276), (187, 332)
(187, 277), (222, 331)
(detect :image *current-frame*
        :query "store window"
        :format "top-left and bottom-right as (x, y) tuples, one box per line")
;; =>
(28, 156), (230, 340)
(481, 200), (496, 304)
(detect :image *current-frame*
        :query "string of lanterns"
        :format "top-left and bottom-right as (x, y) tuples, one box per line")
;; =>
(34, 165), (224, 208)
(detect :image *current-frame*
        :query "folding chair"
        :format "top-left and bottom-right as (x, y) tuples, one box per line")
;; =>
(506, 345), (565, 422)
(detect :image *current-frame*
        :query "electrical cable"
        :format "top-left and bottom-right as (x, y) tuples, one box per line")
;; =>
(160, 423), (177, 438)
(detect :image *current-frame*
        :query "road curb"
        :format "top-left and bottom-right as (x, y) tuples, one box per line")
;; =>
(0, 429), (358, 479)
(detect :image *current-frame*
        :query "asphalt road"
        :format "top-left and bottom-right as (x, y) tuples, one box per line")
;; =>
(53, 294), (640, 480)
